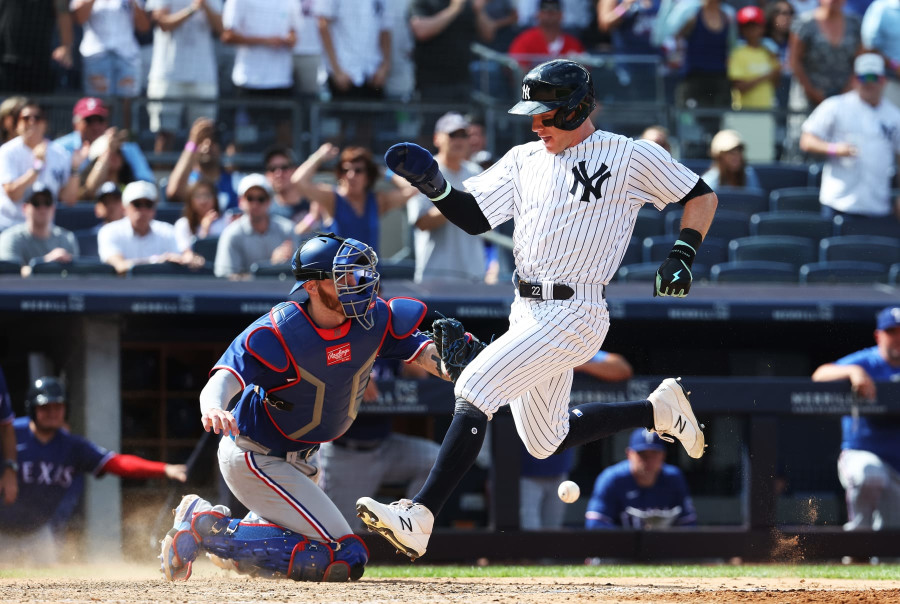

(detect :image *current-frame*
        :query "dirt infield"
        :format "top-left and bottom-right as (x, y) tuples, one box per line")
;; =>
(2, 563), (900, 604)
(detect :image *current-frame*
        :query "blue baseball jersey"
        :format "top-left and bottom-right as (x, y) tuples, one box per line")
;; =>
(835, 346), (900, 472)
(585, 460), (696, 529)
(212, 297), (430, 452)
(0, 365), (12, 424)
(0, 418), (113, 535)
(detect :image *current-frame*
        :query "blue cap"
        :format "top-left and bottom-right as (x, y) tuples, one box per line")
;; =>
(628, 428), (667, 452)
(876, 306), (900, 331)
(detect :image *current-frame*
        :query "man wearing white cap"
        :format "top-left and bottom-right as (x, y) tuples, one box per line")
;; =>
(800, 53), (900, 223)
(214, 173), (295, 279)
(98, 180), (203, 274)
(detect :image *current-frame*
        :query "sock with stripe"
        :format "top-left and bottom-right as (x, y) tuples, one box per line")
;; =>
(413, 398), (487, 516)
(554, 400), (654, 453)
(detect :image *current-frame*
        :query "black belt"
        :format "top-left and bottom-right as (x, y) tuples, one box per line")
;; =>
(517, 277), (574, 300)
(332, 438), (383, 452)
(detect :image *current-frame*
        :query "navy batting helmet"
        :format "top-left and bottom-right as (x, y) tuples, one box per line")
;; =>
(25, 376), (66, 419)
(290, 232), (380, 329)
(508, 59), (596, 131)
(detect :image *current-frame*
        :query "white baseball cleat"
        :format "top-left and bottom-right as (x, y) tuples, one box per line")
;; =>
(356, 497), (433, 561)
(647, 377), (706, 459)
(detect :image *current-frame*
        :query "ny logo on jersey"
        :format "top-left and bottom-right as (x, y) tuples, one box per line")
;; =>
(570, 161), (612, 202)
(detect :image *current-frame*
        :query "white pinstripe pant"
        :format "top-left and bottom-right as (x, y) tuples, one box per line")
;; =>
(218, 437), (352, 543)
(455, 296), (609, 459)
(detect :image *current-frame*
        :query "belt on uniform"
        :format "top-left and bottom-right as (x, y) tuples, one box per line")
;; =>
(234, 434), (319, 462)
(253, 385), (294, 412)
(513, 270), (604, 301)
(332, 438), (383, 452)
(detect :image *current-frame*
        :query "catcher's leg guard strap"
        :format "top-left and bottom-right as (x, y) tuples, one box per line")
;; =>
(414, 397), (487, 516)
(554, 401), (654, 454)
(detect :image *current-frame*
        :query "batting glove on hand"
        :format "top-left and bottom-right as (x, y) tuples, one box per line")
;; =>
(653, 229), (701, 298)
(385, 143), (448, 199)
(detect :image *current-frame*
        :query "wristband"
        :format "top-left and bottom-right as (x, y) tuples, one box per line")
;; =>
(612, 3), (628, 18)
(826, 143), (837, 157)
(184, 140), (198, 153)
(668, 228), (702, 266)
(32, 159), (45, 172)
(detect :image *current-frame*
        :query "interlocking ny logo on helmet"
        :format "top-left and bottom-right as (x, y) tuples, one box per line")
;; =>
(290, 232), (380, 330)
(509, 59), (596, 131)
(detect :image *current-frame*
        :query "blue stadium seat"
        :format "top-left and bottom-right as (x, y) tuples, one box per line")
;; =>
(251, 262), (293, 279)
(819, 236), (900, 267)
(714, 187), (768, 217)
(379, 258), (416, 280)
(768, 187), (821, 213)
(622, 237), (642, 267)
(642, 235), (727, 267)
(679, 158), (710, 177)
(154, 204), (183, 225)
(709, 261), (797, 283)
(192, 236), (219, 263)
(0, 260), (21, 274)
(28, 258), (117, 277)
(632, 207), (666, 240)
(808, 163), (823, 187)
(128, 261), (214, 277)
(55, 205), (102, 232)
(616, 262), (660, 283)
(74, 229), (99, 258)
(749, 212), (835, 242)
(832, 215), (900, 238)
(890, 263), (900, 285)
(728, 235), (817, 269)
(799, 261), (887, 284)
(705, 209), (751, 241)
(752, 163), (810, 195)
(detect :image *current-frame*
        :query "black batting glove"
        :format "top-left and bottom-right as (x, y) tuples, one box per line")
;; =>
(654, 228), (702, 298)
(384, 143), (448, 199)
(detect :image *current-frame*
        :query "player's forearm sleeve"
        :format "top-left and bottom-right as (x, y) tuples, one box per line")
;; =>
(200, 369), (242, 416)
(101, 454), (168, 479)
(429, 186), (492, 235)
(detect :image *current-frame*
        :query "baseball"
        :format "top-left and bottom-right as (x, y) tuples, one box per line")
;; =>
(557, 480), (580, 504)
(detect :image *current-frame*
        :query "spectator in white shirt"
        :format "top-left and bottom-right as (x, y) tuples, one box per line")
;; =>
(146, 0), (224, 153)
(71, 0), (151, 128)
(294, 0), (324, 98)
(0, 101), (80, 231)
(214, 173), (295, 279)
(98, 180), (205, 274)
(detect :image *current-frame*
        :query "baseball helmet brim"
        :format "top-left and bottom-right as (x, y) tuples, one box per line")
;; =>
(508, 99), (559, 116)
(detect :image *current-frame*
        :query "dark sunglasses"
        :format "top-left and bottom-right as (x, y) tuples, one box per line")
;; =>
(19, 113), (44, 123)
(448, 130), (470, 139)
(245, 194), (269, 203)
(28, 197), (54, 208)
(131, 199), (155, 210)
(857, 74), (882, 84)
(266, 163), (293, 173)
(85, 115), (107, 125)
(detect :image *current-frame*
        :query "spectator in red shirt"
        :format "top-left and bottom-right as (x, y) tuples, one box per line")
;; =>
(508, 0), (585, 69)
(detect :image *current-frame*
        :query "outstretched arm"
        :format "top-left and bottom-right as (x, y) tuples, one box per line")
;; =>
(812, 363), (877, 400)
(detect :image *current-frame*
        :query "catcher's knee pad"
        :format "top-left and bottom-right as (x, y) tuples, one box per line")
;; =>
(331, 534), (368, 581)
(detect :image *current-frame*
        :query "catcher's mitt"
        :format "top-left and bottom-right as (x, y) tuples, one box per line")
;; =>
(429, 317), (487, 383)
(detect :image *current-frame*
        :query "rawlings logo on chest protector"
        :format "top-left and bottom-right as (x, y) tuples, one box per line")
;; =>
(326, 342), (352, 366)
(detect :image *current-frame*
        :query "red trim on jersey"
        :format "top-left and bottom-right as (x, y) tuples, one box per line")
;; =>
(292, 301), (351, 341)
(210, 366), (246, 390)
(405, 339), (432, 364)
(101, 454), (168, 479)
(245, 325), (290, 372)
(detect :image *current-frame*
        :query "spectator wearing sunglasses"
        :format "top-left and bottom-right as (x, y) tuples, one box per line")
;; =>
(0, 101), (81, 231)
(98, 180), (204, 274)
(800, 53), (900, 224)
(0, 183), (79, 273)
(213, 173), (295, 279)
(264, 146), (325, 236)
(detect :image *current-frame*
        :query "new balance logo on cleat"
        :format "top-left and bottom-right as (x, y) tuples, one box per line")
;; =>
(399, 516), (413, 532)
(647, 377), (706, 459)
(674, 415), (686, 434)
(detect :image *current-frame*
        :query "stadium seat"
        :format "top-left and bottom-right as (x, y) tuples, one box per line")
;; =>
(889, 263), (900, 285)
(642, 235), (727, 267)
(798, 261), (887, 284)
(55, 205), (102, 232)
(704, 209), (751, 241)
(714, 187), (768, 217)
(74, 229), (99, 258)
(819, 236), (900, 268)
(128, 261), (215, 277)
(768, 187), (821, 213)
(379, 258), (416, 280)
(709, 261), (797, 283)
(632, 207), (666, 240)
(679, 158), (710, 177)
(622, 237), (642, 267)
(808, 163), (823, 187)
(618, 261), (709, 282)
(251, 262), (293, 279)
(749, 212), (835, 242)
(154, 204), (183, 225)
(192, 237), (219, 264)
(0, 260), (21, 274)
(832, 215), (900, 238)
(28, 258), (117, 277)
(728, 235), (817, 269)
(752, 163), (810, 194)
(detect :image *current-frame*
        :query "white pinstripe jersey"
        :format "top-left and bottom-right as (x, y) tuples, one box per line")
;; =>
(464, 130), (699, 285)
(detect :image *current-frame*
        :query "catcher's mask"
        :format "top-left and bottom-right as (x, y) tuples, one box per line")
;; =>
(290, 232), (380, 330)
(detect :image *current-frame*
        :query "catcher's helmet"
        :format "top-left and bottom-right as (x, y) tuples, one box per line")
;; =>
(290, 232), (380, 330)
(508, 59), (596, 131)
(25, 376), (66, 419)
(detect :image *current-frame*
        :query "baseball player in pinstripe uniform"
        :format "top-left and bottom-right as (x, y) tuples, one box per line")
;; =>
(357, 59), (719, 560)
